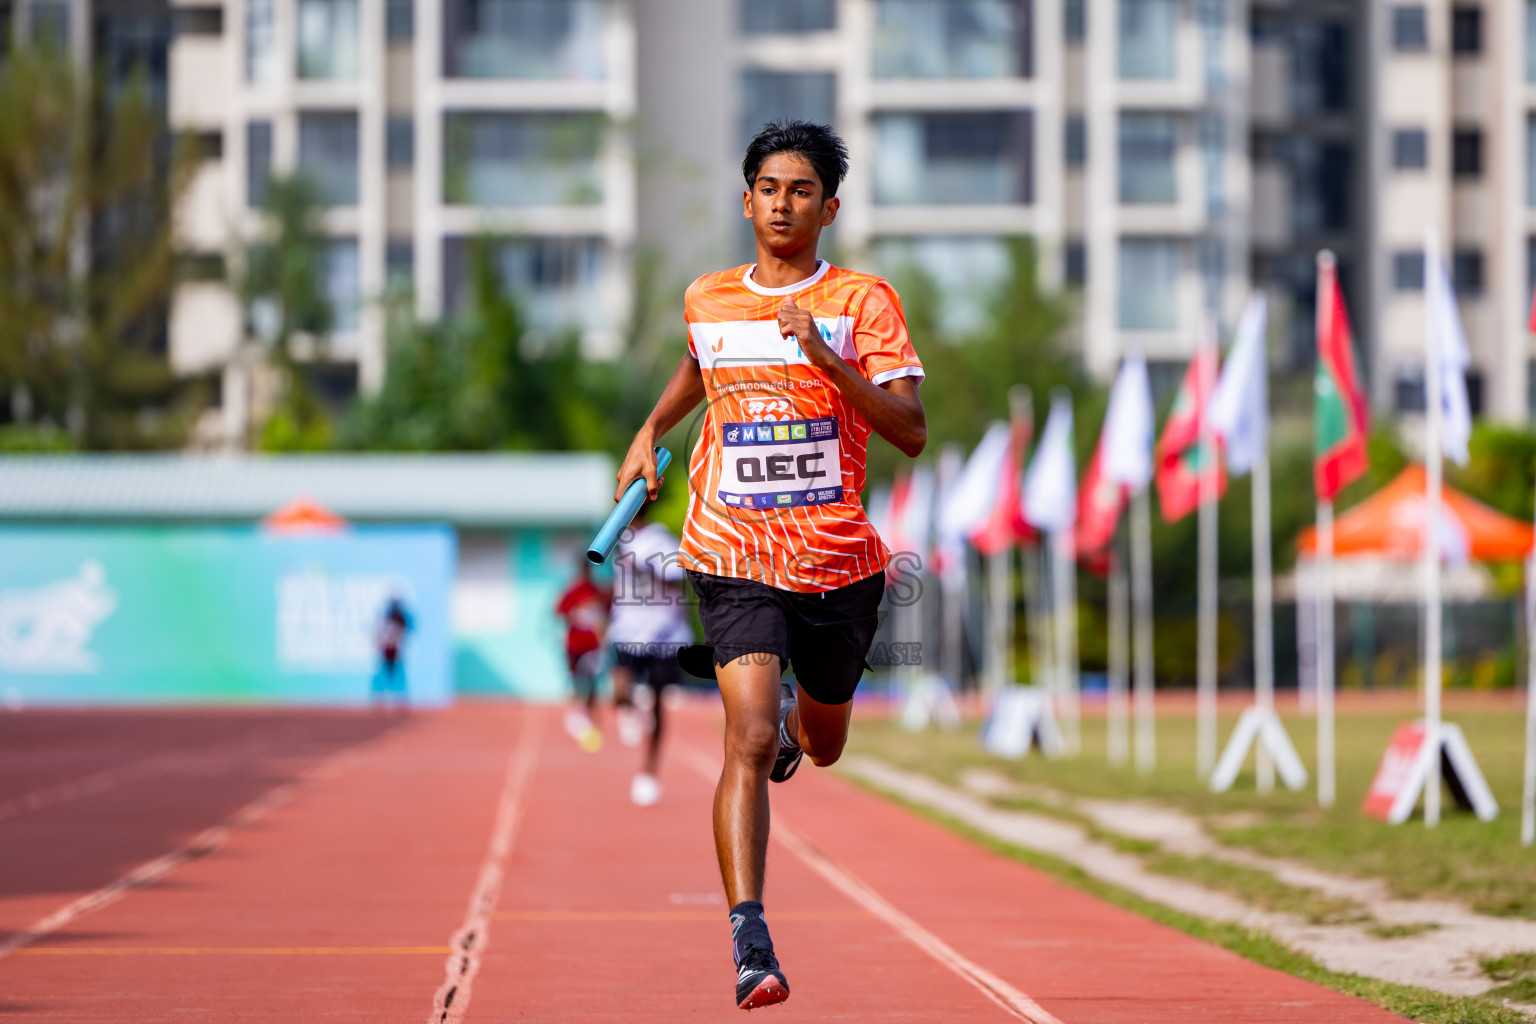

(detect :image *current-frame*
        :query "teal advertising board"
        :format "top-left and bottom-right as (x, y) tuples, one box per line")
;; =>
(0, 527), (455, 706)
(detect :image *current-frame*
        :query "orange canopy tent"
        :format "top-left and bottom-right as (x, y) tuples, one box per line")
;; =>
(1297, 464), (1533, 562)
(261, 497), (349, 534)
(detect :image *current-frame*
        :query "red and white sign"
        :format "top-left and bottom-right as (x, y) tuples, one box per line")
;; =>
(1363, 720), (1499, 824)
(1362, 723), (1427, 821)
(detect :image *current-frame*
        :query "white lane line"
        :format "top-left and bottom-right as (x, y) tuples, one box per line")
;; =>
(427, 708), (545, 1024)
(0, 739), (371, 961)
(681, 747), (1065, 1024)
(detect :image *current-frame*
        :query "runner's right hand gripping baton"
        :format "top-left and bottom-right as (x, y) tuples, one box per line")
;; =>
(587, 447), (672, 565)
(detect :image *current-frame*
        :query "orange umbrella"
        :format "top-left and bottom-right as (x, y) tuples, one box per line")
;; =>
(1297, 464), (1533, 562)
(261, 497), (349, 534)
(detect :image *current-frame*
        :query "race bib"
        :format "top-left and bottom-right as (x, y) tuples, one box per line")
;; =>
(719, 416), (844, 509)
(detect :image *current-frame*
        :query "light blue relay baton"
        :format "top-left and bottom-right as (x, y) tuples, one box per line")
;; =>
(586, 447), (672, 565)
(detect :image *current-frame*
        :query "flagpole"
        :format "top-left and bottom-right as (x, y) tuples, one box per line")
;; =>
(1253, 445), (1276, 794)
(1424, 230), (1444, 829)
(1523, 539), (1536, 844)
(1197, 317), (1219, 779)
(1132, 486), (1156, 774)
(987, 550), (1012, 695)
(1108, 544), (1130, 765)
(1053, 527), (1080, 754)
(1318, 500), (1336, 807)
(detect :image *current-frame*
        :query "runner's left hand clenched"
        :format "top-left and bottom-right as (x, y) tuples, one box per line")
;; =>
(778, 297), (831, 367)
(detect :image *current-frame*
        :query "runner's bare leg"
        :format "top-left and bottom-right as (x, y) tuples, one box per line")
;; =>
(713, 654), (781, 906)
(787, 688), (853, 767)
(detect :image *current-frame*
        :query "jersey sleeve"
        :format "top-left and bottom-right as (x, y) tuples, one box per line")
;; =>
(853, 281), (924, 387)
(683, 278), (702, 360)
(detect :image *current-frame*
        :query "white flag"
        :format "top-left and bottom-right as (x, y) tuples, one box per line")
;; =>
(868, 484), (894, 545)
(1102, 354), (1155, 491)
(900, 463), (936, 562)
(935, 445), (968, 595)
(1425, 227), (1472, 466)
(1022, 393), (1076, 533)
(937, 420), (1010, 543)
(1210, 293), (1269, 475)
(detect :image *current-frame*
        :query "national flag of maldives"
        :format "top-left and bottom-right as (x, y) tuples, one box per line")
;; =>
(1314, 253), (1369, 502)
(1155, 348), (1225, 522)
(1075, 436), (1126, 556)
(971, 407), (1036, 555)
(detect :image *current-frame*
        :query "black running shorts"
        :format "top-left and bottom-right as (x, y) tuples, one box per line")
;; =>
(686, 570), (885, 706)
(613, 646), (683, 690)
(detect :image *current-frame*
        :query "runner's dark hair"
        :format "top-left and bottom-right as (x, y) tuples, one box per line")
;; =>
(742, 120), (849, 199)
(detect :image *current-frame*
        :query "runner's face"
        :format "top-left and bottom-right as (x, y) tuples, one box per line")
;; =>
(743, 153), (839, 259)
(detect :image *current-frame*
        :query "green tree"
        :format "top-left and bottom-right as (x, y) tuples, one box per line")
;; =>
(340, 236), (622, 452)
(240, 175), (337, 451)
(0, 45), (202, 449)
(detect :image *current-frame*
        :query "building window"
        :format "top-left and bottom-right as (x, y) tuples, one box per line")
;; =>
(1452, 249), (1484, 294)
(1290, 22), (1348, 115)
(247, 120), (272, 208)
(1453, 127), (1482, 178)
(1451, 5), (1482, 52)
(1119, 113), (1178, 204)
(386, 239), (414, 290)
(32, 1), (68, 47)
(870, 236), (1011, 335)
(740, 71), (835, 146)
(444, 0), (605, 80)
(1199, 113), (1225, 216)
(872, 0), (1030, 79)
(1394, 367), (1426, 412)
(1064, 239), (1087, 286)
(741, 0), (834, 34)
(321, 238), (360, 332)
(298, 112), (360, 206)
(1289, 139), (1351, 233)
(1392, 128), (1427, 169)
(173, 6), (223, 36)
(444, 236), (604, 336)
(872, 111), (1033, 205)
(1118, 238), (1180, 330)
(1065, 114), (1087, 166)
(1392, 250), (1425, 291)
(1529, 116), (1536, 206)
(1119, 0), (1178, 79)
(387, 0), (414, 41)
(1066, 0), (1086, 40)
(387, 116), (414, 170)
(1392, 5), (1429, 50)
(1528, 0), (1536, 80)
(444, 112), (603, 207)
(298, 0), (359, 79)
(247, 0), (276, 83)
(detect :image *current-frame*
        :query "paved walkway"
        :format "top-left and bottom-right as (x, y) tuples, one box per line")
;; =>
(0, 701), (1410, 1022)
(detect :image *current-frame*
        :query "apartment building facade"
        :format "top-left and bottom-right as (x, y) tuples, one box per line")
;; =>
(4, 0), (1536, 439)
(639, 0), (1250, 379)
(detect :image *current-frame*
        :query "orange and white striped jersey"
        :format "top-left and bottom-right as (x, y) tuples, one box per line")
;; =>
(677, 260), (924, 593)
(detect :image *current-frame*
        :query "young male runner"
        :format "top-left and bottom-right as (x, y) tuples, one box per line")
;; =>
(614, 120), (926, 1010)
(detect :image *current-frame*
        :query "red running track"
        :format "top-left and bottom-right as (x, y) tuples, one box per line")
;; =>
(0, 700), (1409, 1022)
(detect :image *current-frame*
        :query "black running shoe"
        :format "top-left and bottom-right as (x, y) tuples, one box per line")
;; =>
(735, 945), (790, 1010)
(770, 680), (803, 784)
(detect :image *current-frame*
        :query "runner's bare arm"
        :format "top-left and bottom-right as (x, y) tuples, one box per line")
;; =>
(615, 353), (707, 501)
(778, 297), (927, 458)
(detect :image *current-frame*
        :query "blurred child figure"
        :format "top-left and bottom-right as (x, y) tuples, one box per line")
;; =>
(609, 508), (692, 806)
(556, 560), (610, 752)
(373, 596), (413, 712)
